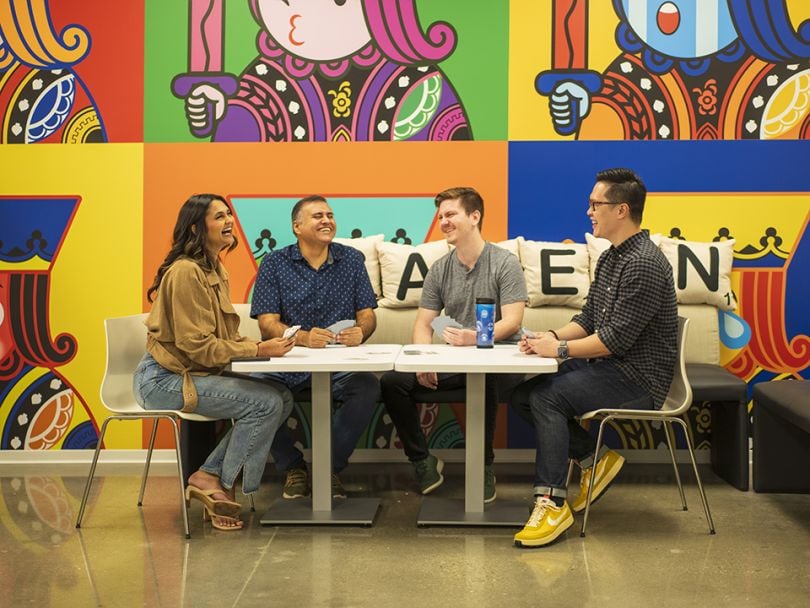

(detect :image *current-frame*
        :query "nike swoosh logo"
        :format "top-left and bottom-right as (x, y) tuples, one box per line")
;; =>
(547, 512), (567, 526)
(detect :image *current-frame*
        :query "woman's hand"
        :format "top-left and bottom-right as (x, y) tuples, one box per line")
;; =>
(257, 337), (295, 357)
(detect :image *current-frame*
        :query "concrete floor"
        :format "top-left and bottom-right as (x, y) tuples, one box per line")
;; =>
(2, 461), (809, 608)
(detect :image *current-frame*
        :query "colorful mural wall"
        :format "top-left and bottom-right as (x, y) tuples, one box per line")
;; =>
(2, 1), (808, 457)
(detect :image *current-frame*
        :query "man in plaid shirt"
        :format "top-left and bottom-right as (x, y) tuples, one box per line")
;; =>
(511, 168), (678, 547)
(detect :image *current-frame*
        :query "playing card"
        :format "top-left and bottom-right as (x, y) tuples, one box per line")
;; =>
(430, 315), (463, 336)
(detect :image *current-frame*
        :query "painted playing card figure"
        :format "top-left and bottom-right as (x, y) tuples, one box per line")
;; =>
(173, 0), (472, 142)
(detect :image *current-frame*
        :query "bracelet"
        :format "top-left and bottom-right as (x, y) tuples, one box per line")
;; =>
(548, 329), (559, 340)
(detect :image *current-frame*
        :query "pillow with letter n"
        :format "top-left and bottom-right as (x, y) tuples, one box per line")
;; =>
(518, 239), (590, 308)
(377, 240), (451, 308)
(659, 237), (737, 310)
(333, 234), (384, 298)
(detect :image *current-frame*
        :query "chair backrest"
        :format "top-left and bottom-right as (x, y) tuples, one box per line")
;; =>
(660, 316), (692, 416)
(100, 314), (149, 414)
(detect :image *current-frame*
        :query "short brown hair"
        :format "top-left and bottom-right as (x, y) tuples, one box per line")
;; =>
(435, 187), (484, 231)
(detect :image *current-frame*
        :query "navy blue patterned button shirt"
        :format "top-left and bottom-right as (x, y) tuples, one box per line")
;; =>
(251, 242), (377, 386)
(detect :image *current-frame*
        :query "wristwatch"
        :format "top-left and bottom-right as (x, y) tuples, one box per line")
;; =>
(557, 340), (569, 360)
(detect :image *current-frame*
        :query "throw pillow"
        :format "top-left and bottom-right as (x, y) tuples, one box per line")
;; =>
(518, 239), (590, 308)
(659, 237), (737, 310)
(377, 240), (450, 308)
(333, 234), (384, 298)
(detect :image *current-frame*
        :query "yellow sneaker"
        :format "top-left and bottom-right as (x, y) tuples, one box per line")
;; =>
(571, 450), (625, 513)
(514, 498), (574, 548)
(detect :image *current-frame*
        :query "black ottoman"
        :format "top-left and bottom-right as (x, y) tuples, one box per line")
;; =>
(687, 363), (749, 490)
(753, 380), (810, 493)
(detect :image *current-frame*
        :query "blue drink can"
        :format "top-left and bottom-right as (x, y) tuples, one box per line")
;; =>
(476, 297), (495, 348)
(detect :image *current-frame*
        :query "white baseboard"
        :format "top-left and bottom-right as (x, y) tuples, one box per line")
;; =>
(0, 447), (712, 468)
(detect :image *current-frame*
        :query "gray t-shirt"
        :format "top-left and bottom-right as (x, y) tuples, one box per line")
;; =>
(421, 242), (528, 329)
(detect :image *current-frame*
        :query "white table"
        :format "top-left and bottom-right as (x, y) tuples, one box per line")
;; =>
(395, 344), (558, 526)
(231, 344), (401, 525)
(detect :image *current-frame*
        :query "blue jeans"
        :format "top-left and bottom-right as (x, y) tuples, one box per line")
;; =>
(263, 371), (380, 473)
(133, 353), (293, 494)
(510, 359), (653, 497)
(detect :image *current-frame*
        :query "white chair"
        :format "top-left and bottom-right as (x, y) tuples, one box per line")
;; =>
(75, 314), (253, 539)
(574, 317), (716, 537)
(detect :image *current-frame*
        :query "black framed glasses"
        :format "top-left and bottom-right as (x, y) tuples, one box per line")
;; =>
(588, 200), (624, 212)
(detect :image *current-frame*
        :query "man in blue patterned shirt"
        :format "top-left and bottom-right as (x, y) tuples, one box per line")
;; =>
(251, 195), (380, 500)
(511, 168), (677, 547)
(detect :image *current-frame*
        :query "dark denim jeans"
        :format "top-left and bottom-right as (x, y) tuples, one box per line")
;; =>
(264, 371), (380, 474)
(380, 371), (500, 466)
(510, 359), (654, 496)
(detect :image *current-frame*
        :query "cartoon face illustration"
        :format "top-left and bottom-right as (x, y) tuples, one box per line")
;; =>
(255, 0), (372, 61)
(619, 0), (739, 59)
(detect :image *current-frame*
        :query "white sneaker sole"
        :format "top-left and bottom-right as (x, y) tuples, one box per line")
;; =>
(514, 512), (574, 548)
(420, 458), (445, 495)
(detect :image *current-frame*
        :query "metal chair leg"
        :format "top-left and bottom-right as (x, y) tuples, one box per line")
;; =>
(565, 459), (576, 488)
(580, 416), (610, 537)
(169, 417), (192, 539)
(673, 417), (716, 534)
(664, 420), (687, 510)
(76, 416), (113, 528)
(138, 418), (161, 506)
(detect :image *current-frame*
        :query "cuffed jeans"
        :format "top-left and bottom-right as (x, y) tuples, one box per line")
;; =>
(264, 371), (380, 474)
(133, 353), (293, 494)
(380, 371), (499, 465)
(510, 359), (654, 496)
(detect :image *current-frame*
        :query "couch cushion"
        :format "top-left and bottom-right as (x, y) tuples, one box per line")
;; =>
(660, 237), (737, 311)
(333, 234), (384, 298)
(377, 240), (450, 308)
(754, 380), (810, 434)
(518, 239), (590, 308)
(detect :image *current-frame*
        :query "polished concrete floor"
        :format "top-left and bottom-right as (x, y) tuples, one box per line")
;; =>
(2, 460), (809, 608)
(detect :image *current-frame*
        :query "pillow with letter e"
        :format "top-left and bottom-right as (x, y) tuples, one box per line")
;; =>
(377, 240), (451, 308)
(659, 237), (737, 311)
(333, 234), (384, 298)
(518, 239), (590, 308)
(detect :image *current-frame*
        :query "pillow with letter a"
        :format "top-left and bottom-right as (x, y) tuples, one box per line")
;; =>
(659, 237), (737, 310)
(377, 240), (450, 308)
(518, 239), (590, 308)
(333, 234), (384, 298)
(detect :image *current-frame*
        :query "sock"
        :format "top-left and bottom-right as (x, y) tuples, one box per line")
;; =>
(536, 493), (565, 508)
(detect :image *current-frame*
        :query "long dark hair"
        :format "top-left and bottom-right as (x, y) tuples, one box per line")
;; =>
(147, 194), (238, 302)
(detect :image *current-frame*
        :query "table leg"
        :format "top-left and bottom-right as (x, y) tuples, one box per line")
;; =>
(465, 373), (486, 512)
(416, 372), (530, 527)
(259, 371), (380, 525)
(311, 371), (332, 512)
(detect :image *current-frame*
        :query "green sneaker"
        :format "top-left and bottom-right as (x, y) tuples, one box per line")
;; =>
(484, 465), (497, 503)
(282, 467), (309, 499)
(413, 454), (444, 495)
(331, 473), (347, 499)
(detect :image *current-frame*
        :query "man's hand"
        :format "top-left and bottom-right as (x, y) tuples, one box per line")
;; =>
(442, 327), (476, 346)
(336, 326), (364, 347)
(524, 334), (558, 358)
(416, 371), (438, 390)
(304, 327), (335, 348)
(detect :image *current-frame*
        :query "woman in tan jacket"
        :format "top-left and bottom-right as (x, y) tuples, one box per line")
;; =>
(134, 194), (294, 530)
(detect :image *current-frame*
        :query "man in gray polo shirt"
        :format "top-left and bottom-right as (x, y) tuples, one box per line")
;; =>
(381, 187), (527, 502)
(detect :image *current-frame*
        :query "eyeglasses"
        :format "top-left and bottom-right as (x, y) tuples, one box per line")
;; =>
(588, 200), (625, 212)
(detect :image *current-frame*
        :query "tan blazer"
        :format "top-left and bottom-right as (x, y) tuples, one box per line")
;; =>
(146, 257), (257, 411)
